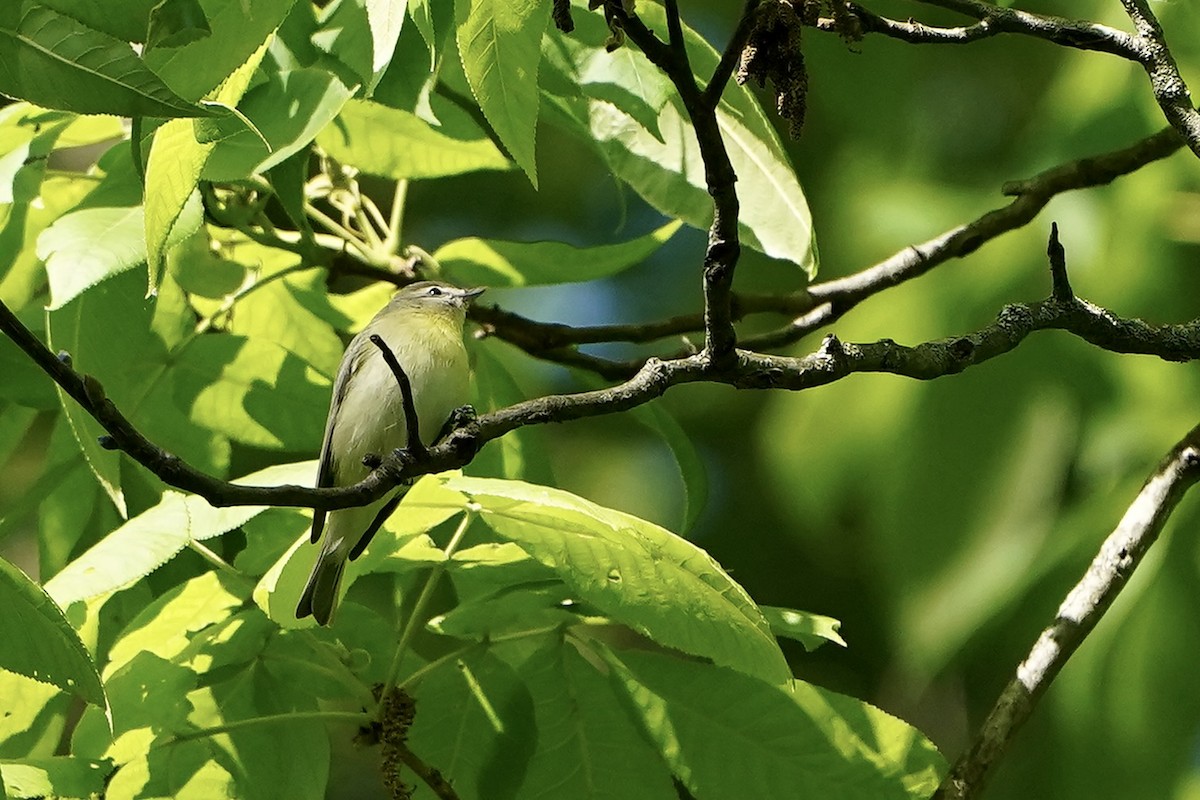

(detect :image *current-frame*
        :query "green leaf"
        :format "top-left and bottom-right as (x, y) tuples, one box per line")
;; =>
(761, 605), (847, 651)
(435, 219), (681, 287)
(544, 5), (816, 274)
(38, 207), (143, 308)
(171, 334), (329, 449)
(606, 648), (945, 800)
(441, 475), (791, 683)
(454, 0), (550, 186)
(146, 0), (212, 50)
(142, 0), (297, 102)
(144, 35), (270, 290)
(467, 338), (555, 484)
(365, 0), (409, 79)
(106, 573), (245, 677)
(0, 2), (209, 117)
(0, 757), (113, 800)
(317, 98), (511, 179)
(38, 197), (202, 309)
(0, 671), (69, 758)
(0, 556), (106, 709)
(35, 0), (158, 43)
(203, 68), (355, 181)
(227, 276), (345, 377)
(428, 585), (578, 640)
(46, 269), (217, 512)
(43, 461), (316, 606)
(514, 642), (677, 799)
(408, 647), (537, 798)
(625, 397), (708, 534)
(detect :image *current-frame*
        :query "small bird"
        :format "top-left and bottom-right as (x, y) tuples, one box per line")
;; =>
(296, 280), (484, 625)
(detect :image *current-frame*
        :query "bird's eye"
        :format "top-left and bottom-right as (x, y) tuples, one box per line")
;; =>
(427, 286), (443, 296)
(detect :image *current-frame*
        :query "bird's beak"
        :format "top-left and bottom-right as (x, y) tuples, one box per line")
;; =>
(459, 287), (486, 302)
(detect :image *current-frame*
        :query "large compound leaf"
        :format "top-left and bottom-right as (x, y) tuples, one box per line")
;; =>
(454, 0), (549, 186)
(513, 642), (677, 799)
(441, 476), (791, 683)
(0, 556), (105, 710)
(435, 219), (681, 287)
(0, 2), (208, 117)
(407, 647), (537, 799)
(317, 98), (510, 179)
(606, 648), (945, 800)
(543, 3), (816, 274)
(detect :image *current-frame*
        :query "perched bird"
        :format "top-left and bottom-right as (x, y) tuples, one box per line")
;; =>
(296, 280), (483, 625)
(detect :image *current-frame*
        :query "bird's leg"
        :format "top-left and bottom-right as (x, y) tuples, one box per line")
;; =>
(437, 405), (477, 442)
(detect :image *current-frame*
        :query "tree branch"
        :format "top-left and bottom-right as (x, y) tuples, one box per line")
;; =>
(1117, 0), (1200, 157)
(932, 421), (1200, 800)
(741, 125), (1184, 350)
(612, 2), (742, 367)
(816, 0), (1136, 55)
(4, 230), (1197, 514)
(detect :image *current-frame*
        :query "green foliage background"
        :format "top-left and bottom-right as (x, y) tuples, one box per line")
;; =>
(0, 0), (1199, 798)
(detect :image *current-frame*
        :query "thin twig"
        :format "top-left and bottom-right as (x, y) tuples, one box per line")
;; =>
(705, 0), (763, 107)
(369, 334), (426, 457)
(933, 422), (1200, 800)
(614, 2), (741, 367)
(380, 512), (475, 705)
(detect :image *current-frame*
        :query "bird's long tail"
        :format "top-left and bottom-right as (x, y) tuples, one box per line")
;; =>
(296, 492), (403, 625)
(296, 532), (348, 626)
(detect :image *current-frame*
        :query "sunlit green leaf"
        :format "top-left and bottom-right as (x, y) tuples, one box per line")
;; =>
(144, 35), (270, 290)
(454, 0), (550, 186)
(171, 334), (329, 449)
(44, 461), (315, 606)
(0, 555), (106, 709)
(436, 219), (681, 287)
(203, 67), (355, 181)
(0, 757), (113, 800)
(760, 606), (847, 651)
(317, 98), (511, 179)
(441, 475), (791, 683)
(39, 196), (202, 309)
(142, 0), (296, 101)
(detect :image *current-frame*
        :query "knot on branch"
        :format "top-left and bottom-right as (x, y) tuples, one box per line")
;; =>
(738, 1), (811, 137)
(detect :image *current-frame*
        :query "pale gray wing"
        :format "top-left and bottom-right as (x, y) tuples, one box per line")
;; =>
(310, 334), (371, 543)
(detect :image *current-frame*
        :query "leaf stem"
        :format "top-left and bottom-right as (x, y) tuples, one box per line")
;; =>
(166, 710), (371, 744)
(383, 179), (409, 254)
(380, 511), (476, 706)
(395, 642), (483, 691)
